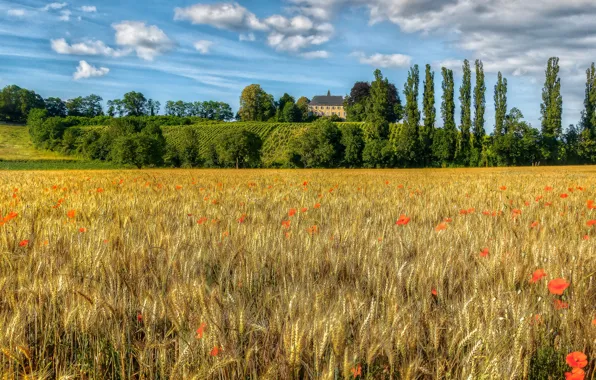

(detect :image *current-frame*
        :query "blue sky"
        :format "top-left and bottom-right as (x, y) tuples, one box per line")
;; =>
(1, 0), (595, 130)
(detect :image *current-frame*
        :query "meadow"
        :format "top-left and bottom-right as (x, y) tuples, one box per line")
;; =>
(0, 167), (594, 379)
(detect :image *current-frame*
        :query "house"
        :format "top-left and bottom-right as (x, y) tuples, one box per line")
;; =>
(308, 90), (345, 119)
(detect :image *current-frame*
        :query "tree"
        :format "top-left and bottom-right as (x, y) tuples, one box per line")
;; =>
(282, 102), (302, 122)
(45, 97), (67, 117)
(493, 108), (540, 166)
(367, 69), (391, 124)
(579, 63), (596, 163)
(82, 94), (103, 117)
(438, 67), (457, 163)
(340, 124), (364, 167)
(238, 84), (275, 121)
(147, 99), (161, 116)
(0, 85), (44, 122)
(420, 64), (435, 166)
(494, 72), (508, 137)
(472, 60), (486, 165)
(276, 93), (295, 121)
(66, 97), (85, 116)
(107, 99), (125, 117)
(289, 118), (343, 168)
(540, 57), (563, 164)
(122, 91), (148, 116)
(296, 97), (310, 121)
(214, 129), (263, 168)
(395, 64), (420, 165)
(458, 59), (472, 165)
(344, 82), (371, 122)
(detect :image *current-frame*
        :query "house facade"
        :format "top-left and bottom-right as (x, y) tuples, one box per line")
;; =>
(308, 91), (345, 119)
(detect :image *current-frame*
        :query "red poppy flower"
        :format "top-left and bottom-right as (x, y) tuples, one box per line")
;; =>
(196, 322), (207, 339)
(137, 312), (143, 323)
(565, 368), (585, 380)
(67, 210), (76, 219)
(554, 299), (569, 310)
(197, 217), (208, 225)
(175, 185), (183, 190)
(479, 248), (489, 257)
(529, 269), (546, 283)
(500, 186), (507, 190)
(588, 200), (595, 209)
(482, 210), (490, 215)
(350, 364), (362, 378)
(544, 186), (553, 191)
(314, 203), (321, 209)
(307, 225), (318, 235)
(535, 195), (543, 202)
(587, 220), (596, 227)
(444, 217), (452, 222)
(566, 352), (588, 369)
(19, 239), (29, 247)
(592, 317), (596, 326)
(301, 207), (308, 213)
(544, 202), (553, 207)
(459, 209), (468, 215)
(395, 215), (410, 226)
(281, 220), (291, 229)
(512, 209), (522, 216)
(237, 214), (247, 223)
(431, 288), (438, 296)
(583, 235), (590, 240)
(435, 222), (447, 231)
(97, 188), (104, 193)
(288, 208), (297, 217)
(79, 227), (87, 233)
(210, 346), (220, 357)
(560, 193), (568, 198)
(530, 221), (539, 229)
(548, 278), (569, 295)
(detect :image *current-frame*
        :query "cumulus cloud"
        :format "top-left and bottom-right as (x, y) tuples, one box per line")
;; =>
(51, 38), (129, 57)
(59, 9), (71, 21)
(73, 60), (109, 80)
(7, 9), (26, 17)
(112, 21), (174, 61)
(174, 3), (267, 31)
(193, 40), (213, 54)
(352, 52), (412, 68)
(42, 2), (68, 11)
(80, 5), (97, 12)
(301, 50), (329, 59)
(264, 15), (333, 52)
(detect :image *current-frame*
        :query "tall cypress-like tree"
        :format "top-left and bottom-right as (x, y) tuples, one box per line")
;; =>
(458, 59), (472, 165)
(441, 67), (457, 162)
(578, 63), (596, 163)
(420, 64), (435, 166)
(540, 57), (563, 163)
(395, 64), (420, 165)
(494, 72), (508, 137)
(365, 69), (390, 139)
(472, 59), (486, 164)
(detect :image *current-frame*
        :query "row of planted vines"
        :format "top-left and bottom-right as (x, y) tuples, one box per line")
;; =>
(0, 167), (594, 378)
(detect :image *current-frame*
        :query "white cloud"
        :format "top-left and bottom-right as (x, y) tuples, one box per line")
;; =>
(301, 50), (329, 59)
(42, 2), (68, 11)
(174, 3), (267, 31)
(80, 5), (97, 12)
(7, 9), (26, 17)
(193, 40), (213, 54)
(239, 33), (256, 42)
(59, 9), (71, 21)
(112, 21), (174, 61)
(73, 60), (109, 80)
(352, 52), (412, 68)
(51, 38), (129, 57)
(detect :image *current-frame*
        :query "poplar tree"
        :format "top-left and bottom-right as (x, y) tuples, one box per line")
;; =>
(395, 64), (420, 165)
(439, 67), (457, 162)
(579, 63), (596, 163)
(420, 64), (435, 166)
(472, 59), (485, 165)
(494, 72), (508, 136)
(458, 59), (472, 165)
(540, 57), (563, 163)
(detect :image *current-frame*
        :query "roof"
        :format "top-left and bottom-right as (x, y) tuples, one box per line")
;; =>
(310, 95), (344, 107)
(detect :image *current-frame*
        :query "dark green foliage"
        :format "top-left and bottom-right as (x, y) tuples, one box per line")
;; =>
(45, 97), (68, 117)
(395, 64), (420, 165)
(340, 123), (364, 167)
(282, 102), (302, 122)
(110, 134), (164, 168)
(238, 84), (276, 121)
(289, 118), (343, 168)
(540, 57), (563, 164)
(365, 69), (403, 124)
(362, 138), (394, 168)
(458, 59), (472, 165)
(0, 85), (45, 123)
(123, 91), (148, 116)
(472, 60), (486, 165)
(439, 68), (457, 163)
(420, 64), (435, 166)
(494, 72), (508, 137)
(213, 129), (263, 168)
(578, 63), (596, 163)
(493, 108), (541, 166)
(344, 82), (371, 121)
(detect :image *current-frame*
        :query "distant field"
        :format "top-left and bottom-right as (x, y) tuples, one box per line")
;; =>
(0, 167), (593, 378)
(0, 123), (76, 161)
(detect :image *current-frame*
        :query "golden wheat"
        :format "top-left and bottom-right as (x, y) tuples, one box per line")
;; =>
(0, 167), (594, 379)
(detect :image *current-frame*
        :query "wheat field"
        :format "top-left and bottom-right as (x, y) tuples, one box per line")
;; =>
(0, 167), (594, 379)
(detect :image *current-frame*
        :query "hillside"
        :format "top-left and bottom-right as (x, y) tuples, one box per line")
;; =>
(0, 123), (77, 161)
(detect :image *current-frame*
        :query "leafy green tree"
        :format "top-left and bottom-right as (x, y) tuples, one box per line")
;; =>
(45, 97), (67, 117)
(238, 84), (276, 121)
(0, 85), (45, 122)
(344, 82), (370, 121)
(394, 64), (420, 165)
(420, 64), (435, 166)
(282, 102), (302, 122)
(66, 97), (85, 116)
(289, 118), (343, 168)
(81, 94), (103, 117)
(340, 124), (364, 167)
(562, 124), (581, 164)
(540, 57), (563, 164)
(296, 97), (310, 121)
(107, 99), (125, 117)
(123, 91), (148, 116)
(437, 67), (457, 163)
(367, 69), (391, 124)
(494, 71), (508, 159)
(147, 99), (161, 116)
(458, 59), (472, 165)
(578, 63), (596, 163)
(472, 60), (486, 165)
(214, 129), (263, 168)
(276, 93), (295, 121)
(362, 138), (394, 168)
(494, 108), (540, 166)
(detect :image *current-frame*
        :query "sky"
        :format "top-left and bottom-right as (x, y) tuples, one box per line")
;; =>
(1, 0), (595, 130)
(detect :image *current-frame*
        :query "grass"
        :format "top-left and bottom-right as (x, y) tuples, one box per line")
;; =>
(0, 167), (594, 378)
(0, 124), (76, 161)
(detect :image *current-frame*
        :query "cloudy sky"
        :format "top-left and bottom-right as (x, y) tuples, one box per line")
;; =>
(1, 0), (595, 129)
